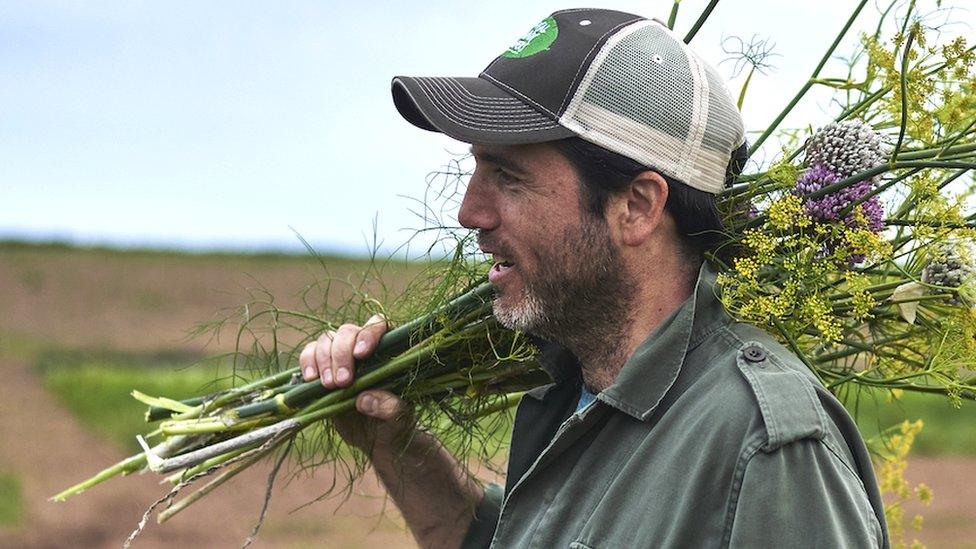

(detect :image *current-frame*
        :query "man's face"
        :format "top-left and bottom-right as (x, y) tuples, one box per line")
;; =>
(460, 143), (631, 340)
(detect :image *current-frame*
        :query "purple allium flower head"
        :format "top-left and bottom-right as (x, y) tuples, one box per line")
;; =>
(794, 164), (885, 233)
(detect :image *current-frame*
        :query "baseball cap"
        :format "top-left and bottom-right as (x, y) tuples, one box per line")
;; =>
(392, 8), (745, 194)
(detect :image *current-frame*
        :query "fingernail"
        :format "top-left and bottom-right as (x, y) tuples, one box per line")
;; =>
(355, 340), (367, 353)
(322, 369), (332, 384)
(336, 368), (349, 383)
(303, 366), (315, 379)
(361, 395), (376, 413)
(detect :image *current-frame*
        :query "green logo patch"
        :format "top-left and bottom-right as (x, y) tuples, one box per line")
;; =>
(502, 17), (558, 58)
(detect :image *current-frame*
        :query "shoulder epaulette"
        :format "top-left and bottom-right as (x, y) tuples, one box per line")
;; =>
(735, 340), (829, 451)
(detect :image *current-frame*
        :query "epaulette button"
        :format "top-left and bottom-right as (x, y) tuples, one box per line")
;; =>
(743, 345), (766, 364)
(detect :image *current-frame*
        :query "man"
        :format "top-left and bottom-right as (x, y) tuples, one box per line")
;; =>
(300, 9), (889, 548)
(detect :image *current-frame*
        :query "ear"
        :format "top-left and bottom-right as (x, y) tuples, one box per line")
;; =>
(610, 170), (670, 247)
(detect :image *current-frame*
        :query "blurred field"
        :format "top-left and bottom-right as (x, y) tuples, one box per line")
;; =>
(0, 241), (425, 548)
(1, 241), (974, 547)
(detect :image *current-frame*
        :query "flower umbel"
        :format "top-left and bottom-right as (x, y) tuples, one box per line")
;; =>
(804, 120), (887, 180)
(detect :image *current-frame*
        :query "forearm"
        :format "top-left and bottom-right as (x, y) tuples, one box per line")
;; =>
(369, 430), (484, 549)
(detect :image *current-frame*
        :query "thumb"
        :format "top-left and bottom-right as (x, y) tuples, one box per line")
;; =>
(356, 390), (406, 421)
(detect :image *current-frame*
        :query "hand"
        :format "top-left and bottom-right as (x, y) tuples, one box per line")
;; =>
(299, 314), (413, 452)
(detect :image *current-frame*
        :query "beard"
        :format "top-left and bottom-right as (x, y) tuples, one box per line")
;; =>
(487, 212), (636, 360)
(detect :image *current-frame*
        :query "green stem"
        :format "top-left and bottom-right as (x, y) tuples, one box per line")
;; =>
(772, 318), (825, 385)
(898, 142), (976, 162)
(667, 1), (680, 29)
(737, 66), (755, 110)
(51, 453), (148, 502)
(229, 285), (492, 419)
(683, 0), (719, 43)
(884, 219), (976, 229)
(157, 446), (273, 524)
(889, 28), (915, 166)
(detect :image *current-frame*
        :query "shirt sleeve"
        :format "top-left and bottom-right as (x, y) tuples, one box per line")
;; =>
(460, 482), (503, 549)
(727, 438), (885, 548)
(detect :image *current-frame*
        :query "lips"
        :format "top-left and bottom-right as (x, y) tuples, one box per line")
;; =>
(479, 234), (518, 284)
(485, 252), (516, 284)
(489, 260), (514, 283)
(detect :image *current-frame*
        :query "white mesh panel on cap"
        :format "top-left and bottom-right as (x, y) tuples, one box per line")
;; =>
(559, 20), (745, 194)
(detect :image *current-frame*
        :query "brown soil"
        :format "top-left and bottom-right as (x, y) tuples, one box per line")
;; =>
(903, 457), (976, 548)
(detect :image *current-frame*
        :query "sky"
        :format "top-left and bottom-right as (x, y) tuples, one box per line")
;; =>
(1, 1), (972, 256)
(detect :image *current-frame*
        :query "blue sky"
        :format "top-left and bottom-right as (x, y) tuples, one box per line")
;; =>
(1, 1), (970, 256)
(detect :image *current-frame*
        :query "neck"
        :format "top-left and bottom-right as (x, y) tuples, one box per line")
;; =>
(572, 260), (697, 392)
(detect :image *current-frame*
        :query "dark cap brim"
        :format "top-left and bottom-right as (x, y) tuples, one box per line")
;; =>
(392, 76), (574, 145)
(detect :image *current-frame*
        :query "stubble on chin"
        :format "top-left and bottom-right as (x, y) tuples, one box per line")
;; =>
(491, 286), (547, 333)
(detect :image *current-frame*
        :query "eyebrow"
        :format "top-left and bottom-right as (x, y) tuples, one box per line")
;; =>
(469, 146), (529, 176)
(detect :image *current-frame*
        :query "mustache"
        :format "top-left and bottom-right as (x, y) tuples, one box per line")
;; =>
(476, 231), (515, 259)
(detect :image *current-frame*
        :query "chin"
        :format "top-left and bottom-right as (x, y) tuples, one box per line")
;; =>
(491, 289), (547, 332)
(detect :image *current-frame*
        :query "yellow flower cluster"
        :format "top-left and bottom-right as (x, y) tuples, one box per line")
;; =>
(801, 294), (842, 344)
(845, 271), (877, 321)
(875, 419), (929, 549)
(833, 221), (892, 265)
(741, 228), (776, 264)
(864, 27), (974, 146)
(738, 289), (797, 326)
(767, 194), (812, 231)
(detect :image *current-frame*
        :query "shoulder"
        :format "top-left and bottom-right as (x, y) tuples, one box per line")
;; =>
(688, 322), (836, 453)
(726, 323), (831, 451)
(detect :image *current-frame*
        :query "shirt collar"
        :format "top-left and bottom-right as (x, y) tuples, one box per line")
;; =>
(598, 261), (729, 421)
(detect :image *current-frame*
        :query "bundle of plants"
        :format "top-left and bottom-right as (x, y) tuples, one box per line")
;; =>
(52, 251), (548, 544)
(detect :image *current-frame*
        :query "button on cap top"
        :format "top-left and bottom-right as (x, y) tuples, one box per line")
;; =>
(743, 345), (766, 363)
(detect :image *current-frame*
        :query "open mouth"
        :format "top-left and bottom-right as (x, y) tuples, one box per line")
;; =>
(489, 256), (515, 282)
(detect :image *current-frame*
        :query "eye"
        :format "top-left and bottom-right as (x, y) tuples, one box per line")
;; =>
(494, 168), (521, 185)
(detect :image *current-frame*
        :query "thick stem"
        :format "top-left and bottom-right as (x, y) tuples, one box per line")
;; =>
(889, 29), (915, 166)
(151, 420), (300, 474)
(667, 1), (680, 29)
(51, 435), (192, 501)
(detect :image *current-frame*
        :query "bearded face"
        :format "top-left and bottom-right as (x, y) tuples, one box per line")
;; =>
(483, 205), (634, 345)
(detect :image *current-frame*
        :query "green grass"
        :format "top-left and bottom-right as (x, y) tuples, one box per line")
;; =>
(0, 471), (23, 528)
(41, 353), (233, 452)
(843, 388), (976, 455)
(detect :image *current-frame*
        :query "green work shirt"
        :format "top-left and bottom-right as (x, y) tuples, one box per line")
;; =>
(462, 264), (889, 548)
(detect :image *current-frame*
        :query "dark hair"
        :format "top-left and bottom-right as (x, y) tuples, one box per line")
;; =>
(550, 137), (748, 265)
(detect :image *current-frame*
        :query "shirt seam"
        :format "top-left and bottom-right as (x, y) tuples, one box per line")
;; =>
(721, 438), (884, 548)
(721, 438), (765, 548)
(817, 438), (885, 544)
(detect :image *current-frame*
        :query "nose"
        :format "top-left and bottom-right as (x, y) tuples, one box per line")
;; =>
(458, 170), (500, 231)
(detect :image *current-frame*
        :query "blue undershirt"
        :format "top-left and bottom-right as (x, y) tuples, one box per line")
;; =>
(576, 386), (597, 413)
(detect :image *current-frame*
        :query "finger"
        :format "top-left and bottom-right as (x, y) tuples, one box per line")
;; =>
(299, 342), (317, 381)
(356, 390), (405, 421)
(314, 331), (336, 387)
(353, 313), (389, 359)
(330, 323), (361, 387)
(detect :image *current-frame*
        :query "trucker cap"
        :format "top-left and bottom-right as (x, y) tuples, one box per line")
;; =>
(391, 8), (746, 194)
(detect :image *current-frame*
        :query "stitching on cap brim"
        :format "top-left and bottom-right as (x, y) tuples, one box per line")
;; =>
(392, 76), (574, 144)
